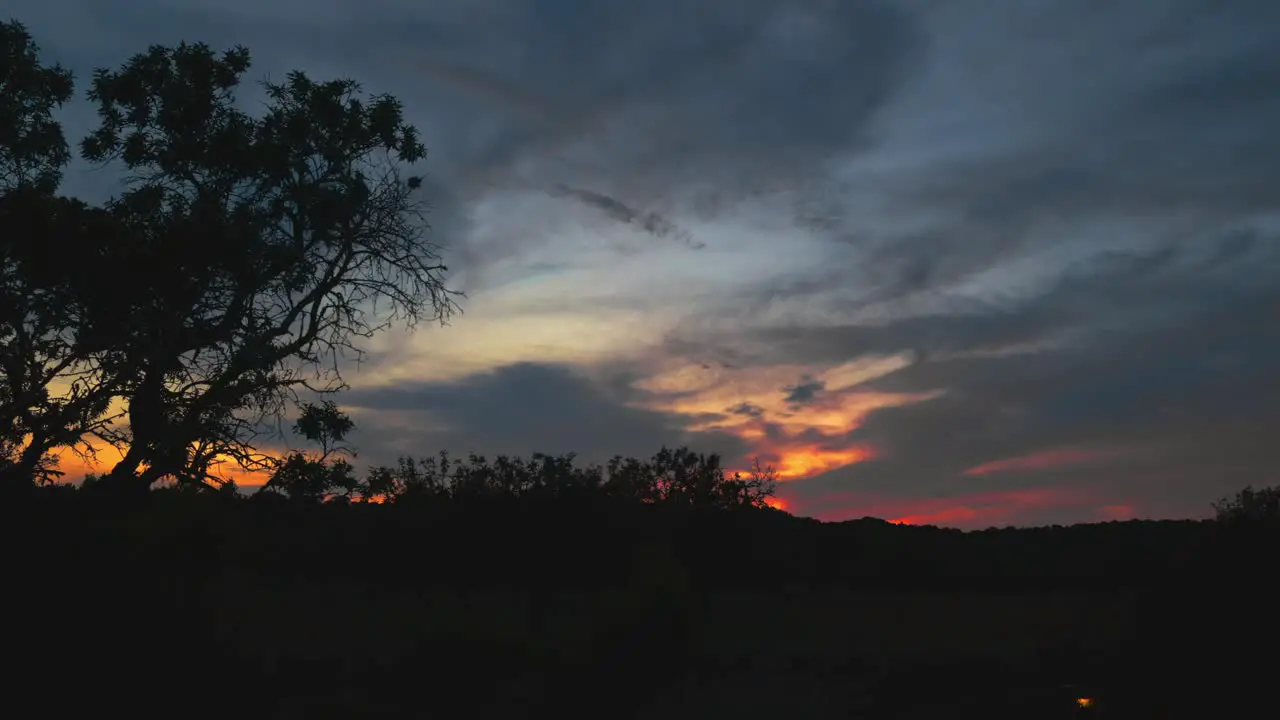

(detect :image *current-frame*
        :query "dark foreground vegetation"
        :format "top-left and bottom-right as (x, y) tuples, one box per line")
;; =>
(3, 20), (1277, 718)
(6, 471), (1280, 719)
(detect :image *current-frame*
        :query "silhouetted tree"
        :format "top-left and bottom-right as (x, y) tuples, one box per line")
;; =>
(367, 452), (451, 502)
(260, 400), (359, 501)
(1212, 484), (1280, 524)
(293, 399), (355, 462)
(1, 26), (459, 488)
(362, 445), (777, 512)
(0, 20), (71, 194)
(600, 446), (778, 509)
(0, 22), (122, 485)
(719, 456), (780, 509)
(67, 41), (459, 488)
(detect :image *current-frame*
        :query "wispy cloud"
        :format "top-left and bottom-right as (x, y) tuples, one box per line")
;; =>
(962, 448), (1125, 478)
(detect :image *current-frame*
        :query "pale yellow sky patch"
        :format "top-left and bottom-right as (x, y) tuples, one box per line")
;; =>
(821, 353), (916, 391)
(352, 308), (672, 388)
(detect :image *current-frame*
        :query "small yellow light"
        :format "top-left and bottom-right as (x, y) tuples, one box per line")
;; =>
(1076, 697), (1094, 709)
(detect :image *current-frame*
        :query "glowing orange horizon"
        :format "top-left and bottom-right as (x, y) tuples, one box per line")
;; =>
(42, 435), (1140, 526)
(890, 506), (982, 526)
(794, 485), (1135, 529)
(46, 442), (280, 488)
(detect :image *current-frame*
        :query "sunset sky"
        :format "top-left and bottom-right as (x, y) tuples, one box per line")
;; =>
(15, 0), (1280, 528)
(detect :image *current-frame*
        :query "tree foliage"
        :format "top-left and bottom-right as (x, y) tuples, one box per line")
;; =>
(0, 22), (458, 488)
(0, 19), (73, 194)
(1212, 484), (1280, 524)
(260, 400), (360, 501)
(0, 21), (120, 485)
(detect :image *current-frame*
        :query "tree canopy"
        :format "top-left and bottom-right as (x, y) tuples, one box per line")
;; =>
(1212, 484), (1280, 525)
(0, 21), (458, 489)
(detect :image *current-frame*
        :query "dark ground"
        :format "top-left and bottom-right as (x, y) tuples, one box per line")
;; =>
(4, 492), (1272, 718)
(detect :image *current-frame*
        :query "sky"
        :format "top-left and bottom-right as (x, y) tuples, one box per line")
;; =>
(14, 0), (1280, 528)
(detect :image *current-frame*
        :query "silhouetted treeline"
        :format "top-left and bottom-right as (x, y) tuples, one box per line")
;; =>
(4, 472), (1269, 593)
(5, 475), (1278, 718)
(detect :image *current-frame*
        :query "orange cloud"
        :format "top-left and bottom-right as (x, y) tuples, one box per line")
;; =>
(773, 445), (876, 480)
(635, 358), (937, 481)
(961, 447), (1121, 477)
(729, 431), (878, 481)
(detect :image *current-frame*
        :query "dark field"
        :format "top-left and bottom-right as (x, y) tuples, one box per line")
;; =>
(5, 492), (1271, 718)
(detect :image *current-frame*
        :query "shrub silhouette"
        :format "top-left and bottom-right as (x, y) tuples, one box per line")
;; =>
(1212, 484), (1280, 524)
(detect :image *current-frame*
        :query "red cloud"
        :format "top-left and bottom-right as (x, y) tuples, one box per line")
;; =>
(782, 485), (1135, 529)
(1098, 504), (1135, 521)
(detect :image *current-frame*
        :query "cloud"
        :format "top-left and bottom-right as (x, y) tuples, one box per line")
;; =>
(771, 249), (1280, 526)
(548, 185), (704, 249)
(12, 0), (1280, 524)
(961, 448), (1124, 478)
(727, 402), (765, 419)
(340, 362), (750, 467)
(782, 376), (825, 406)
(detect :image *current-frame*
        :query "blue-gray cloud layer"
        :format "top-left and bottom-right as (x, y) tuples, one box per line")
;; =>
(12, 0), (1280, 524)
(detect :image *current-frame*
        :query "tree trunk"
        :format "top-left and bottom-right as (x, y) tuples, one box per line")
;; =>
(14, 427), (48, 483)
(104, 445), (153, 495)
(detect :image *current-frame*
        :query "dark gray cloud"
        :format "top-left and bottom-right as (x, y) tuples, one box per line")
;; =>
(341, 362), (750, 467)
(782, 377), (826, 406)
(548, 185), (703, 249)
(387, 0), (923, 200)
(15, 0), (924, 206)
(728, 402), (765, 419)
(762, 2), (1280, 329)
